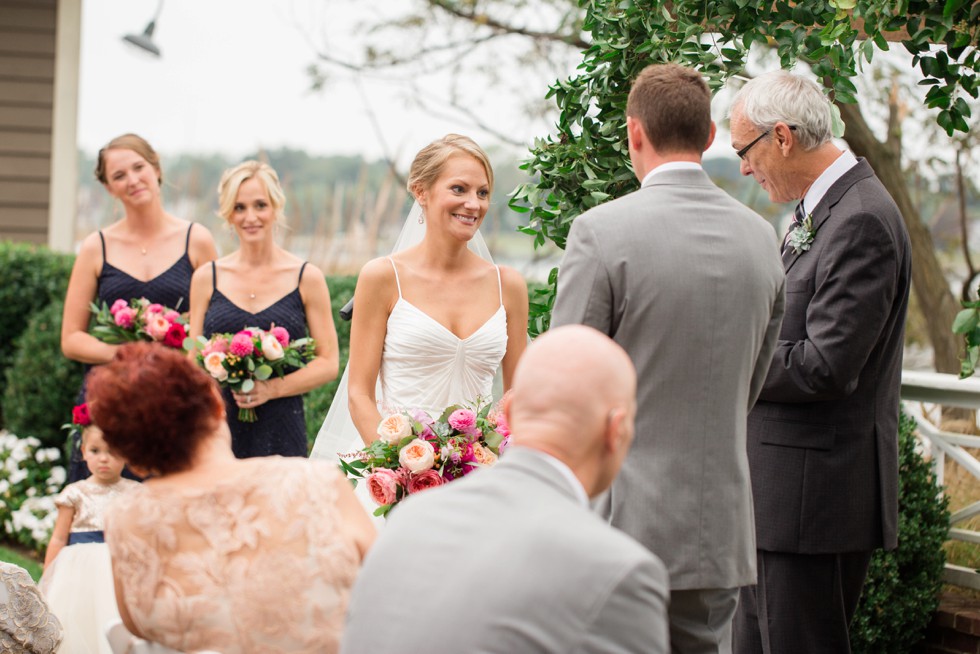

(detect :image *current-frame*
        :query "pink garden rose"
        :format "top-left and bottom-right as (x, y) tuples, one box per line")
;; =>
(145, 313), (171, 340)
(163, 310), (181, 323)
(109, 299), (128, 316)
(202, 335), (229, 356)
(447, 409), (477, 435)
(366, 468), (401, 506)
(270, 325), (290, 348)
(230, 332), (255, 357)
(146, 303), (164, 315)
(398, 438), (436, 473)
(407, 469), (445, 494)
(113, 306), (137, 329)
(377, 414), (412, 444)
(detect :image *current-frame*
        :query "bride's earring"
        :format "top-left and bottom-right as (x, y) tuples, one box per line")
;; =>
(418, 210), (425, 225)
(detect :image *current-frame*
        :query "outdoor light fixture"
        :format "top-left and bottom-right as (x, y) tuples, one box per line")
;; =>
(122, 0), (163, 57)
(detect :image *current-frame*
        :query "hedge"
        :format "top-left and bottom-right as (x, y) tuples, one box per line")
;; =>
(0, 242), (74, 423)
(851, 409), (950, 652)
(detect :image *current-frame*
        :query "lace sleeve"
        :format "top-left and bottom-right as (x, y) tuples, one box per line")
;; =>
(0, 563), (63, 654)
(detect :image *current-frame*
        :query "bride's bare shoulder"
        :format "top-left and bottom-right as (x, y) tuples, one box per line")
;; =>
(355, 257), (399, 293)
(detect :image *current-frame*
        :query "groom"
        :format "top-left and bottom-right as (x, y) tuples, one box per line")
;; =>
(552, 63), (785, 653)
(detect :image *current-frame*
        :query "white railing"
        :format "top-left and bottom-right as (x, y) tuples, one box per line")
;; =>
(901, 370), (980, 590)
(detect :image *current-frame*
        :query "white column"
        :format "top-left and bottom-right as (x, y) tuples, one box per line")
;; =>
(47, 0), (82, 253)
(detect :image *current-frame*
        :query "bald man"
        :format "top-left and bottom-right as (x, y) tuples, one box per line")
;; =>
(341, 325), (670, 654)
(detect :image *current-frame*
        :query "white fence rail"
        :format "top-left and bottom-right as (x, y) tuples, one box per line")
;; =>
(901, 370), (980, 590)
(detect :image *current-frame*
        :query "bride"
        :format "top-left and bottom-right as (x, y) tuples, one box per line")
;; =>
(310, 134), (528, 459)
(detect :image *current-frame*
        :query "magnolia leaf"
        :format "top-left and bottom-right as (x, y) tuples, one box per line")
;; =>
(830, 102), (846, 138)
(952, 308), (980, 334)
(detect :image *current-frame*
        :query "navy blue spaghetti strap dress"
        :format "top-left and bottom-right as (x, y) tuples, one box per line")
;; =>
(68, 225), (198, 482)
(202, 261), (311, 458)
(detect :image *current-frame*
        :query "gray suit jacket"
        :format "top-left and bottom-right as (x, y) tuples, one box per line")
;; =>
(341, 447), (670, 654)
(552, 168), (785, 590)
(748, 159), (911, 553)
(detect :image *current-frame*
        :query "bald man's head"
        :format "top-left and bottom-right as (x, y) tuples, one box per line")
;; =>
(507, 325), (637, 496)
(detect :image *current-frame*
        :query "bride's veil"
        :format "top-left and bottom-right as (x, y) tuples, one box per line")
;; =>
(309, 201), (495, 460)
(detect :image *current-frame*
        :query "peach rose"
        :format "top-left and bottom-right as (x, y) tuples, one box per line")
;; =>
(203, 352), (228, 381)
(377, 414), (412, 444)
(145, 313), (171, 340)
(365, 468), (400, 506)
(259, 333), (285, 361)
(472, 442), (498, 467)
(398, 438), (435, 473)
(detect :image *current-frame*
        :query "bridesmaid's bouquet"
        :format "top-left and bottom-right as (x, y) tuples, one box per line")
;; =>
(185, 326), (315, 423)
(90, 298), (187, 349)
(340, 397), (511, 518)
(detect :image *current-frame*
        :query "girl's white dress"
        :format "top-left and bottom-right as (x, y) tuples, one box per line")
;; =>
(40, 477), (138, 654)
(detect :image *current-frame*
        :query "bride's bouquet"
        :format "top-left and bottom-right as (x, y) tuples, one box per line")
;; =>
(90, 298), (187, 349)
(340, 397), (511, 518)
(185, 326), (316, 423)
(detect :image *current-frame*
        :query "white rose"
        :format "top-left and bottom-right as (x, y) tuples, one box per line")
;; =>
(376, 414), (412, 444)
(260, 333), (285, 361)
(203, 352), (229, 381)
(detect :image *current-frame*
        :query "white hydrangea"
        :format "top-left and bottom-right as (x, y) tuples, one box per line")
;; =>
(0, 479), (9, 495)
(48, 467), (66, 486)
(8, 469), (27, 485)
(25, 487), (36, 498)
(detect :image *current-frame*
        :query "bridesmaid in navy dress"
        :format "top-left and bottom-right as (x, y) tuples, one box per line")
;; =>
(188, 161), (339, 458)
(61, 134), (218, 482)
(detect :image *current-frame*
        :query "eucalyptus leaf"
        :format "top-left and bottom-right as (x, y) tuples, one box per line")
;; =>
(240, 379), (255, 393)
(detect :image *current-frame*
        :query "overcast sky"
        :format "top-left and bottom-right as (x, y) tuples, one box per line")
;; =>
(78, 0), (554, 163)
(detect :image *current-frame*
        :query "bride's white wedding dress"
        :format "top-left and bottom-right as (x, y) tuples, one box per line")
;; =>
(310, 255), (507, 517)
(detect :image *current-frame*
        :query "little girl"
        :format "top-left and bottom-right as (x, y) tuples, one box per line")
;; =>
(41, 423), (138, 654)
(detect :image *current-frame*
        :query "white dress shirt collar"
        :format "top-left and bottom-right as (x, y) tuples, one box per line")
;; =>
(641, 161), (703, 187)
(799, 150), (858, 216)
(536, 450), (590, 507)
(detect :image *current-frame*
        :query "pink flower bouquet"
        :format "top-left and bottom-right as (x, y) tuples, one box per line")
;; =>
(90, 298), (188, 348)
(340, 397), (511, 518)
(186, 326), (315, 422)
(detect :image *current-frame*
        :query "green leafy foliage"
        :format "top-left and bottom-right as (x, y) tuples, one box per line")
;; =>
(512, 0), (980, 333)
(2, 300), (85, 449)
(304, 275), (357, 447)
(953, 289), (980, 377)
(0, 243), (74, 422)
(850, 409), (950, 653)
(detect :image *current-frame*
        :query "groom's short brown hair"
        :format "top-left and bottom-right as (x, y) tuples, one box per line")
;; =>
(627, 63), (711, 155)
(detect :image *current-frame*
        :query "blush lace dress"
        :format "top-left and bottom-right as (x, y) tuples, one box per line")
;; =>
(104, 458), (360, 654)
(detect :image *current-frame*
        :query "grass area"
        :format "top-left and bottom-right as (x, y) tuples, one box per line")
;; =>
(0, 543), (42, 581)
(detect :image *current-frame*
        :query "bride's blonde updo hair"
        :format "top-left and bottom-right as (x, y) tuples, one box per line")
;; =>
(407, 134), (494, 197)
(217, 160), (287, 225)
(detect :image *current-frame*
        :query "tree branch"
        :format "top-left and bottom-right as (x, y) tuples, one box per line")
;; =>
(427, 0), (589, 49)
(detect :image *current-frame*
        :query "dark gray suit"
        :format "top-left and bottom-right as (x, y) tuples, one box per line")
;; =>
(552, 167), (786, 653)
(341, 447), (670, 654)
(733, 159), (912, 653)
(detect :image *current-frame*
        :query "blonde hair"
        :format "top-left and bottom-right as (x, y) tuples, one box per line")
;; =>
(407, 134), (494, 197)
(217, 160), (287, 224)
(95, 133), (162, 184)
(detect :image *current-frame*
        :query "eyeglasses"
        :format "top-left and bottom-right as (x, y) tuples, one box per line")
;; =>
(735, 125), (797, 160)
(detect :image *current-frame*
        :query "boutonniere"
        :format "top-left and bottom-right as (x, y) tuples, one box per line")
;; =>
(788, 214), (816, 254)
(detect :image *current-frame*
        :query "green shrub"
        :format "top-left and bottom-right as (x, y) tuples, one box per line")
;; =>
(851, 408), (950, 653)
(0, 242), (75, 422)
(304, 275), (357, 445)
(2, 300), (85, 449)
